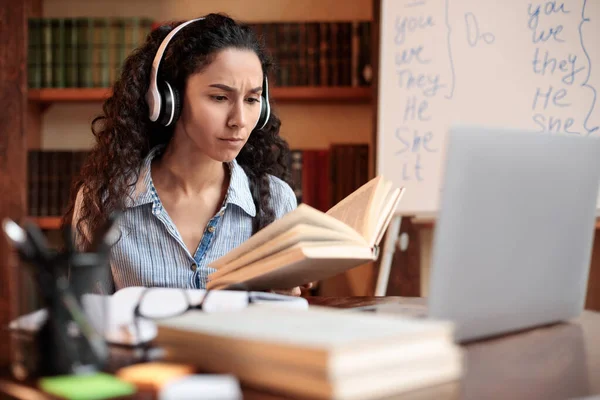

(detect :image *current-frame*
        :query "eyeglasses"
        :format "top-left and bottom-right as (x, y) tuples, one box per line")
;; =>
(131, 282), (253, 359)
(134, 283), (251, 317)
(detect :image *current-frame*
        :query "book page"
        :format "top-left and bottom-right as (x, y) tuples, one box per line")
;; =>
(207, 242), (376, 290)
(326, 176), (384, 239)
(371, 187), (405, 247)
(156, 306), (454, 349)
(367, 180), (393, 239)
(209, 224), (366, 276)
(211, 204), (365, 268)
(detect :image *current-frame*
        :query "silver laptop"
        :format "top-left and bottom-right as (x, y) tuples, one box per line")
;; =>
(366, 126), (600, 343)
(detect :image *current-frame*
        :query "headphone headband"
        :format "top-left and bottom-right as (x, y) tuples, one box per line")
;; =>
(259, 75), (270, 130)
(146, 18), (205, 122)
(145, 17), (270, 130)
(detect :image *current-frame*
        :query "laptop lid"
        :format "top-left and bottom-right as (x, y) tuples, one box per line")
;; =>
(428, 126), (600, 342)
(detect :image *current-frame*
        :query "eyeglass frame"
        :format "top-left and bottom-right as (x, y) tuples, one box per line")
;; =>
(130, 282), (253, 360)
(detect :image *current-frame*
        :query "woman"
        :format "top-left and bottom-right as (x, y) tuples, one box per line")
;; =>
(63, 13), (307, 296)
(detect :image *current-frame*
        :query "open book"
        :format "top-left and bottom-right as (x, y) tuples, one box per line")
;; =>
(207, 176), (404, 290)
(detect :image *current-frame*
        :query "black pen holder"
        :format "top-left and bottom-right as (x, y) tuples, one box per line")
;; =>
(9, 244), (111, 380)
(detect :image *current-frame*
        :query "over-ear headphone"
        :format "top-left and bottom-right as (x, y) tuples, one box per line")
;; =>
(145, 18), (271, 130)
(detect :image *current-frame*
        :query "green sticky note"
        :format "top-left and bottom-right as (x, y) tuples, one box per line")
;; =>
(39, 372), (136, 400)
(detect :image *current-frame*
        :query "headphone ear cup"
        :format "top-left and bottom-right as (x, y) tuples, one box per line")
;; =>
(255, 75), (270, 131)
(158, 81), (181, 127)
(256, 97), (267, 130)
(171, 86), (182, 125)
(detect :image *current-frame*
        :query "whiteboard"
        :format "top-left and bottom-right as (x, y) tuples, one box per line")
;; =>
(376, 0), (600, 215)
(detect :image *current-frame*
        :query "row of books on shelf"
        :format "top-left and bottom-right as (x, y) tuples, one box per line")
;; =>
(27, 17), (153, 90)
(27, 17), (372, 90)
(27, 144), (369, 222)
(246, 21), (373, 87)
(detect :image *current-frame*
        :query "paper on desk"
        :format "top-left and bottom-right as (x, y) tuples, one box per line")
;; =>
(158, 375), (242, 400)
(9, 287), (308, 346)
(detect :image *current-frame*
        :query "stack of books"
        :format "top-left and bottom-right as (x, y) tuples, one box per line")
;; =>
(154, 306), (463, 399)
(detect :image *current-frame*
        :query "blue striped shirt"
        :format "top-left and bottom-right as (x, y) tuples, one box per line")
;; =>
(72, 145), (297, 293)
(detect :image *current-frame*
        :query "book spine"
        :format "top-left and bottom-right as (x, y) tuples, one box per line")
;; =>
(290, 150), (303, 205)
(296, 23), (307, 86)
(39, 151), (48, 217)
(41, 18), (52, 88)
(76, 18), (93, 87)
(279, 23), (289, 86)
(301, 150), (314, 207)
(100, 18), (111, 87)
(341, 22), (352, 86)
(107, 19), (118, 86)
(116, 18), (126, 80)
(319, 23), (329, 86)
(351, 22), (360, 87)
(359, 21), (372, 86)
(64, 19), (77, 87)
(330, 22), (339, 86)
(57, 18), (65, 88)
(27, 150), (39, 217)
(307, 23), (319, 86)
(266, 23), (275, 83)
(316, 150), (330, 212)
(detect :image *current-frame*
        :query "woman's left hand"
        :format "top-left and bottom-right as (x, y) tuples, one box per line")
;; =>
(271, 282), (313, 297)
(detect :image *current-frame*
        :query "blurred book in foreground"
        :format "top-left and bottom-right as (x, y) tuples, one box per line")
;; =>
(156, 306), (463, 400)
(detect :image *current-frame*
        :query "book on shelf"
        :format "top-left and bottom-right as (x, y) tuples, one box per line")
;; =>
(155, 305), (463, 400)
(300, 149), (331, 212)
(329, 144), (369, 206)
(27, 150), (89, 218)
(206, 175), (404, 291)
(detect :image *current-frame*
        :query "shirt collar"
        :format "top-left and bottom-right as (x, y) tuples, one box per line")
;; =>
(124, 145), (257, 217)
(124, 145), (161, 209)
(227, 158), (256, 217)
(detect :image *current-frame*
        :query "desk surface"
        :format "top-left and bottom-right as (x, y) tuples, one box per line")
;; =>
(1, 296), (599, 400)
(305, 297), (600, 400)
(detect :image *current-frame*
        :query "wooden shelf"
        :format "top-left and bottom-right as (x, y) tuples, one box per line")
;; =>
(28, 217), (62, 230)
(28, 88), (111, 102)
(28, 86), (372, 105)
(269, 86), (371, 102)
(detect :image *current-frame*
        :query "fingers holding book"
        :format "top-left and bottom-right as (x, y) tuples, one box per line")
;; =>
(270, 282), (314, 297)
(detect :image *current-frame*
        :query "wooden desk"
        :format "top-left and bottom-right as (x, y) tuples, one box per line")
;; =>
(1, 296), (599, 400)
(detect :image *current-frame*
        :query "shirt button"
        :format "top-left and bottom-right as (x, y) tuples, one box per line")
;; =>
(207, 226), (216, 233)
(191, 264), (197, 272)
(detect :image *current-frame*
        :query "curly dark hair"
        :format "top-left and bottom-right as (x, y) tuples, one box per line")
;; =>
(62, 13), (291, 251)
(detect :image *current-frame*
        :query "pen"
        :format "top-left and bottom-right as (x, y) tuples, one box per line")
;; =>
(2, 219), (42, 263)
(91, 211), (122, 255)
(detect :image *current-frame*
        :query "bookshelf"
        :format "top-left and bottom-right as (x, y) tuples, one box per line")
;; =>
(28, 86), (372, 106)
(0, 0), (381, 370)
